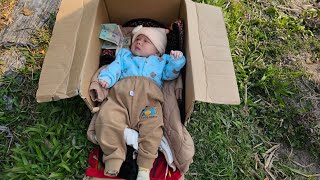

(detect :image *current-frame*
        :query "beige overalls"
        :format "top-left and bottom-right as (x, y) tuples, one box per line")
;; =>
(95, 76), (164, 174)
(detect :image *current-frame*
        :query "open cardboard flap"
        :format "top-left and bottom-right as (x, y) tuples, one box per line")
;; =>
(36, 0), (240, 121)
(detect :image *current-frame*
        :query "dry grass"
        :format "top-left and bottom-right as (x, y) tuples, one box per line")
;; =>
(0, 0), (16, 32)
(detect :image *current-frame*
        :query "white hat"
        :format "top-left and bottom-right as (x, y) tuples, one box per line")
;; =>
(132, 25), (169, 55)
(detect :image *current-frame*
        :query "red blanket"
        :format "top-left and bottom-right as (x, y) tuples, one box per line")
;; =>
(86, 146), (182, 180)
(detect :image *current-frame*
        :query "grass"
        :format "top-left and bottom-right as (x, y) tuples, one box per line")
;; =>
(1, 0), (320, 179)
(0, 21), (92, 178)
(188, 0), (320, 179)
(1, 97), (92, 179)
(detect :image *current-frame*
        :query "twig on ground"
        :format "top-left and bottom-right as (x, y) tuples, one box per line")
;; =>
(291, 160), (315, 168)
(277, 6), (301, 12)
(265, 168), (277, 180)
(255, 153), (264, 170)
(253, 143), (263, 149)
(265, 151), (275, 169)
(263, 144), (280, 157)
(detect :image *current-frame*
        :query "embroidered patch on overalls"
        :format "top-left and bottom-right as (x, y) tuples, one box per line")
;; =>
(140, 106), (157, 119)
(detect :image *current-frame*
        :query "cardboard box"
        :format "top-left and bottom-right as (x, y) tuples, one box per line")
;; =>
(36, 0), (240, 121)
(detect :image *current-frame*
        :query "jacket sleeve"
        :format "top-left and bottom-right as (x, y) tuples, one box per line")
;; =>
(162, 54), (186, 81)
(89, 65), (109, 103)
(97, 49), (124, 88)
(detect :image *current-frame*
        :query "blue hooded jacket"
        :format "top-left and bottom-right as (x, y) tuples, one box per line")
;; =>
(98, 48), (186, 88)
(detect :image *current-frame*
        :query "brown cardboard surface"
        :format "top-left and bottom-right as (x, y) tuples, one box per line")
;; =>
(36, 0), (240, 119)
(104, 0), (181, 26)
(69, 0), (102, 104)
(36, 0), (84, 102)
(183, 0), (203, 118)
(195, 3), (240, 104)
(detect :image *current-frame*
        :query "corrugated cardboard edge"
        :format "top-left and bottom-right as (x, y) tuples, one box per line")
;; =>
(36, 0), (84, 102)
(78, 0), (109, 113)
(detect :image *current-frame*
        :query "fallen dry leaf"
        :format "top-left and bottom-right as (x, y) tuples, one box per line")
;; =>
(21, 8), (33, 16)
(305, 58), (313, 64)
